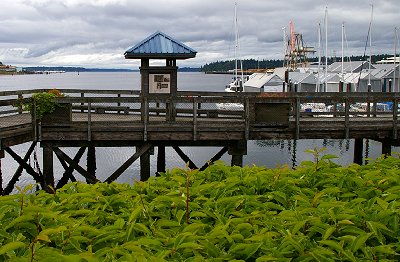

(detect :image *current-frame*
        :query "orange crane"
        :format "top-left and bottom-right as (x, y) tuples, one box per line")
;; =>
(284, 21), (316, 70)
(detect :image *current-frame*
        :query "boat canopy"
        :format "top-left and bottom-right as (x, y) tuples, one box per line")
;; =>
(244, 73), (282, 89)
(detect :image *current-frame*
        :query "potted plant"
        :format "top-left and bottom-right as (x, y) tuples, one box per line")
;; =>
(22, 89), (71, 125)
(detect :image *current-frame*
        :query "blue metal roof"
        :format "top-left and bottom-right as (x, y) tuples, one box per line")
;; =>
(125, 31), (197, 59)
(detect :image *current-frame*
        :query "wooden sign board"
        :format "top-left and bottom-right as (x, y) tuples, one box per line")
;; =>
(149, 74), (171, 94)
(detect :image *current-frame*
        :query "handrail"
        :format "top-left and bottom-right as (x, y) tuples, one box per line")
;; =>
(0, 89), (399, 126)
(0, 89), (399, 99)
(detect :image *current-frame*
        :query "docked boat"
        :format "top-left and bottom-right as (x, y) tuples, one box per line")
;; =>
(225, 2), (245, 92)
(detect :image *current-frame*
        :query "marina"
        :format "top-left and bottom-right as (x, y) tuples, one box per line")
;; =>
(1, 27), (400, 194)
(2, 1), (400, 260)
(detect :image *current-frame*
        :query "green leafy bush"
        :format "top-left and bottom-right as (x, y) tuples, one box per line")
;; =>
(20, 89), (65, 120)
(1, 154), (400, 261)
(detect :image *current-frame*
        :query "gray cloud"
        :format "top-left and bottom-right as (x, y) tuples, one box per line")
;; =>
(0, 0), (398, 68)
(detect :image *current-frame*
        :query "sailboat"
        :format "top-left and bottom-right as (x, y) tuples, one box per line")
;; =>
(225, 2), (245, 92)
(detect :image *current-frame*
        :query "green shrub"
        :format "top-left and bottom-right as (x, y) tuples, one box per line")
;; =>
(20, 89), (64, 120)
(1, 154), (400, 261)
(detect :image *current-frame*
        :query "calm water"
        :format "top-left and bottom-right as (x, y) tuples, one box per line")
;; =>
(0, 72), (397, 187)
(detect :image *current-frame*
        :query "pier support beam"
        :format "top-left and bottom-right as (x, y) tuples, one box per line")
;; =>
(157, 145), (166, 176)
(105, 143), (153, 183)
(200, 146), (229, 171)
(353, 138), (363, 165)
(0, 150), (4, 195)
(140, 146), (153, 181)
(382, 140), (392, 157)
(87, 146), (96, 182)
(4, 143), (36, 195)
(229, 141), (247, 167)
(173, 146), (198, 170)
(231, 155), (243, 167)
(56, 147), (86, 189)
(43, 146), (55, 192)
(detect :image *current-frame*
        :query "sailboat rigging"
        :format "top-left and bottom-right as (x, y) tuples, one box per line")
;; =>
(225, 2), (245, 92)
(394, 27), (398, 92)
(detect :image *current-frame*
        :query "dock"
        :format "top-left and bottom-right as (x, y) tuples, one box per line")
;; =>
(1, 89), (399, 194)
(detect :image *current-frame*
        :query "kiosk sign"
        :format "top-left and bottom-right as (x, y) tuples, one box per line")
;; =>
(149, 74), (171, 93)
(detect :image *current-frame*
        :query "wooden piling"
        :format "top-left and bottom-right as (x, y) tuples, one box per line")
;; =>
(382, 140), (392, 157)
(87, 146), (96, 182)
(0, 150), (3, 195)
(229, 141), (247, 167)
(140, 146), (151, 181)
(353, 138), (363, 165)
(43, 146), (55, 192)
(157, 145), (166, 176)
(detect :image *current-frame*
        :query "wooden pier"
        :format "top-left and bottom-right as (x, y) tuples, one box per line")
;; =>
(1, 89), (400, 193)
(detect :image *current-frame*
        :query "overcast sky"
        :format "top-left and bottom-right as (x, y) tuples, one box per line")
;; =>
(0, 0), (398, 69)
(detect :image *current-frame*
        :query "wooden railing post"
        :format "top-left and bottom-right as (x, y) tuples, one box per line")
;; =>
(333, 101), (338, 117)
(372, 98), (377, 117)
(245, 97), (250, 140)
(345, 97), (350, 139)
(80, 92), (84, 113)
(0, 150), (3, 195)
(33, 99), (38, 141)
(367, 98), (371, 118)
(295, 97), (300, 139)
(88, 99), (92, 141)
(193, 97), (197, 141)
(143, 97), (148, 141)
(117, 93), (121, 114)
(166, 98), (175, 122)
(17, 94), (23, 114)
(156, 102), (160, 116)
(393, 97), (398, 139)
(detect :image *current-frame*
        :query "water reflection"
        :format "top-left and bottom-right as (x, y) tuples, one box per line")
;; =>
(1, 138), (399, 192)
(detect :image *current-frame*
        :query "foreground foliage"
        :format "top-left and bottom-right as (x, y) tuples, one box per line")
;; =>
(1, 154), (400, 261)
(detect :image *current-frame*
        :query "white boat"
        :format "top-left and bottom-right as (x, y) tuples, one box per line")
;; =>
(225, 76), (244, 92)
(225, 2), (245, 92)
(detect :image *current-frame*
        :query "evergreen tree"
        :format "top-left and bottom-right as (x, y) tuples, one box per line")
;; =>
(200, 54), (392, 72)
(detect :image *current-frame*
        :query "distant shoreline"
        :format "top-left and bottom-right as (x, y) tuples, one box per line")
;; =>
(21, 66), (201, 73)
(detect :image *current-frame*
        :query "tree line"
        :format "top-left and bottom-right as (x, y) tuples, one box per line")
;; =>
(200, 54), (393, 72)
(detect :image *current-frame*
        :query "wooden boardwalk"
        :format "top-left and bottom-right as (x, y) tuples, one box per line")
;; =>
(1, 90), (399, 145)
(1, 89), (400, 194)
(1, 111), (398, 145)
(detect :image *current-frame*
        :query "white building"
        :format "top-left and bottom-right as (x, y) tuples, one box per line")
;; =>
(243, 73), (283, 92)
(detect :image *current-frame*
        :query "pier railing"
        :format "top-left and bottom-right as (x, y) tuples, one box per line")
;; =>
(1, 89), (399, 143)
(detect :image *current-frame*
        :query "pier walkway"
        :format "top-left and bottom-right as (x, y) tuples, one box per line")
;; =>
(0, 89), (399, 193)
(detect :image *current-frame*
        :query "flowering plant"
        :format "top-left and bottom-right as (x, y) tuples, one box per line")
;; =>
(20, 89), (65, 119)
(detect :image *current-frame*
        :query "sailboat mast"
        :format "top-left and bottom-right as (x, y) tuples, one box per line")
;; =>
(368, 4), (373, 88)
(317, 23), (321, 92)
(395, 27), (398, 92)
(234, 2), (238, 82)
(341, 22), (344, 81)
(324, 6), (328, 92)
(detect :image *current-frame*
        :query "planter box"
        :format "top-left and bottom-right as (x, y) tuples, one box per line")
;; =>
(40, 103), (72, 126)
(252, 102), (290, 126)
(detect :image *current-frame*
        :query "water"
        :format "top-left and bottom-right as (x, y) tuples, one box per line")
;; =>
(0, 72), (231, 92)
(0, 72), (398, 188)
